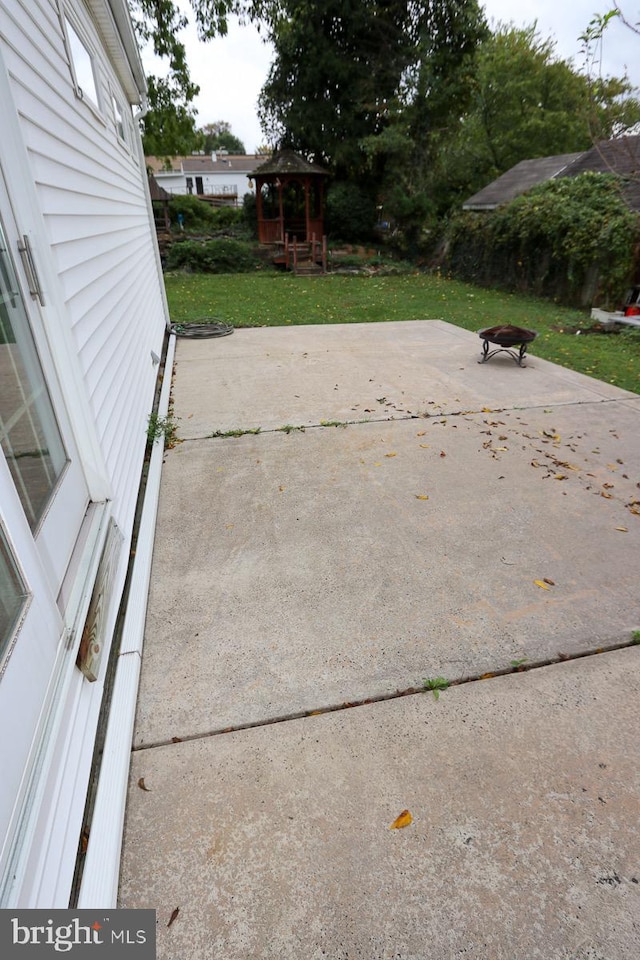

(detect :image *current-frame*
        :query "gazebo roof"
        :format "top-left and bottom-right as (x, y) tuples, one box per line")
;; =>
(253, 149), (328, 178)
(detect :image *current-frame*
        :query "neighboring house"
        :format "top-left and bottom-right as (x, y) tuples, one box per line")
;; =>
(0, 0), (168, 907)
(146, 152), (265, 204)
(462, 136), (640, 212)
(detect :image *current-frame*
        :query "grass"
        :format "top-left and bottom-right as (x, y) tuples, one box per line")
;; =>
(164, 272), (640, 394)
(423, 676), (450, 700)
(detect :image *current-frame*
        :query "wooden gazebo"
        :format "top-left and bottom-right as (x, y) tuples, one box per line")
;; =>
(251, 150), (329, 245)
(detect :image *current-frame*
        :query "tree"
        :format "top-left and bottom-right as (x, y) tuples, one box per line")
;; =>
(438, 24), (640, 210)
(199, 122), (246, 154)
(256, 0), (487, 249)
(130, 0), (241, 155)
(257, 0), (425, 177)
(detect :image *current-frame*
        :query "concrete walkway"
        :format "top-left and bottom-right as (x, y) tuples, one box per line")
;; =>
(119, 321), (640, 959)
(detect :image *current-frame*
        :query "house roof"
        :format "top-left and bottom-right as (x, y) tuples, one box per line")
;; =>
(562, 135), (640, 211)
(462, 154), (582, 210)
(146, 155), (266, 176)
(253, 150), (328, 178)
(462, 136), (640, 213)
(87, 0), (146, 103)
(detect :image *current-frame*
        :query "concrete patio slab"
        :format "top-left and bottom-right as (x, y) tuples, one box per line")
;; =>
(171, 321), (638, 439)
(119, 647), (640, 960)
(121, 320), (640, 955)
(134, 391), (639, 746)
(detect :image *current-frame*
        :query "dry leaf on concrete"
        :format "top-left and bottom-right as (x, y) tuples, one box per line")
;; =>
(389, 810), (413, 829)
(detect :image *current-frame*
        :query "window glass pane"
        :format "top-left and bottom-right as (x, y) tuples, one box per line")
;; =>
(112, 95), (125, 142)
(0, 223), (67, 529)
(65, 18), (99, 107)
(0, 526), (29, 664)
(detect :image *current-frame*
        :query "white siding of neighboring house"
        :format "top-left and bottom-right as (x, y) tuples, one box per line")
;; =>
(154, 166), (257, 199)
(0, 0), (167, 905)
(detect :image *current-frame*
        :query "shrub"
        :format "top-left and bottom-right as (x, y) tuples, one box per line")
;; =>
(167, 195), (218, 230)
(164, 238), (263, 273)
(242, 192), (258, 238)
(444, 173), (640, 307)
(326, 181), (377, 243)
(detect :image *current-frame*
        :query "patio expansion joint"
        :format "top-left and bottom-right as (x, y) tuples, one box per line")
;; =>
(176, 395), (635, 445)
(132, 639), (639, 752)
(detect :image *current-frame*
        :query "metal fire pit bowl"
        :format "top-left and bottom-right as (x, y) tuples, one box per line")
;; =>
(478, 325), (538, 367)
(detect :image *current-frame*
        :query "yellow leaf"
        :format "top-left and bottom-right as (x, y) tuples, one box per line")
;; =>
(416, 431), (426, 437)
(389, 809), (413, 829)
(415, 495), (429, 500)
(534, 580), (550, 590)
(480, 672), (496, 680)
(385, 452), (397, 458)
(279, 485), (286, 492)
(494, 446), (508, 452)
(419, 443), (430, 448)
(482, 407), (493, 413)
(554, 474), (568, 481)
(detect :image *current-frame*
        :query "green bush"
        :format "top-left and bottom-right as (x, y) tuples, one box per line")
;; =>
(167, 196), (245, 232)
(444, 173), (640, 307)
(164, 238), (263, 273)
(326, 181), (377, 243)
(168, 195), (218, 230)
(242, 193), (258, 238)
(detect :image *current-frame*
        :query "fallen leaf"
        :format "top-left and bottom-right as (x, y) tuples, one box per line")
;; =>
(440, 450), (446, 458)
(615, 526), (628, 533)
(494, 447), (508, 452)
(137, 778), (151, 792)
(531, 459), (541, 468)
(543, 578), (555, 586)
(419, 443), (430, 449)
(600, 491), (613, 499)
(389, 810), (413, 830)
(171, 736), (182, 743)
(385, 452), (397, 458)
(603, 482), (614, 489)
(534, 580), (551, 590)
(481, 406), (493, 412)
(606, 464), (618, 471)
(416, 431), (426, 437)
(480, 672), (496, 679)
(554, 474), (568, 481)
(279, 485), (286, 492)
(168, 908), (180, 928)
(415, 494), (429, 500)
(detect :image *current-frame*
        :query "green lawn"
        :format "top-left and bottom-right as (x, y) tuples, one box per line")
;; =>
(164, 272), (640, 394)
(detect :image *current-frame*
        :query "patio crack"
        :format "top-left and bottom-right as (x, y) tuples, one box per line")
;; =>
(132, 639), (639, 752)
(177, 396), (634, 444)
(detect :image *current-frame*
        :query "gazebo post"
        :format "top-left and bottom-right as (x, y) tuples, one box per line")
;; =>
(277, 178), (284, 242)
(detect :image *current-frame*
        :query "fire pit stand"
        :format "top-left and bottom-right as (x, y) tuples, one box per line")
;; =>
(478, 325), (537, 367)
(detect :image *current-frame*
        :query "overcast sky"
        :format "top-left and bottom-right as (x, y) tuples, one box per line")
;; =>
(143, 2), (640, 153)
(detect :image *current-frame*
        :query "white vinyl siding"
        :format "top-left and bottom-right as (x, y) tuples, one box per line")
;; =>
(1, 0), (166, 538)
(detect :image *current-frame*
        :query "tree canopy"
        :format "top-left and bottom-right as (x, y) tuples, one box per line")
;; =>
(441, 24), (640, 206)
(199, 121), (246, 154)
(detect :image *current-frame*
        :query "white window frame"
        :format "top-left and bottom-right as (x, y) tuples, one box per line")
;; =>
(60, 6), (102, 116)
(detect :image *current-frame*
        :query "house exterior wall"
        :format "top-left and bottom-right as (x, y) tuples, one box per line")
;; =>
(0, 0), (167, 906)
(153, 167), (257, 199)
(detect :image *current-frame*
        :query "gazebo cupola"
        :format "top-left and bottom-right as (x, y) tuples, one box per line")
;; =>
(251, 150), (329, 244)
